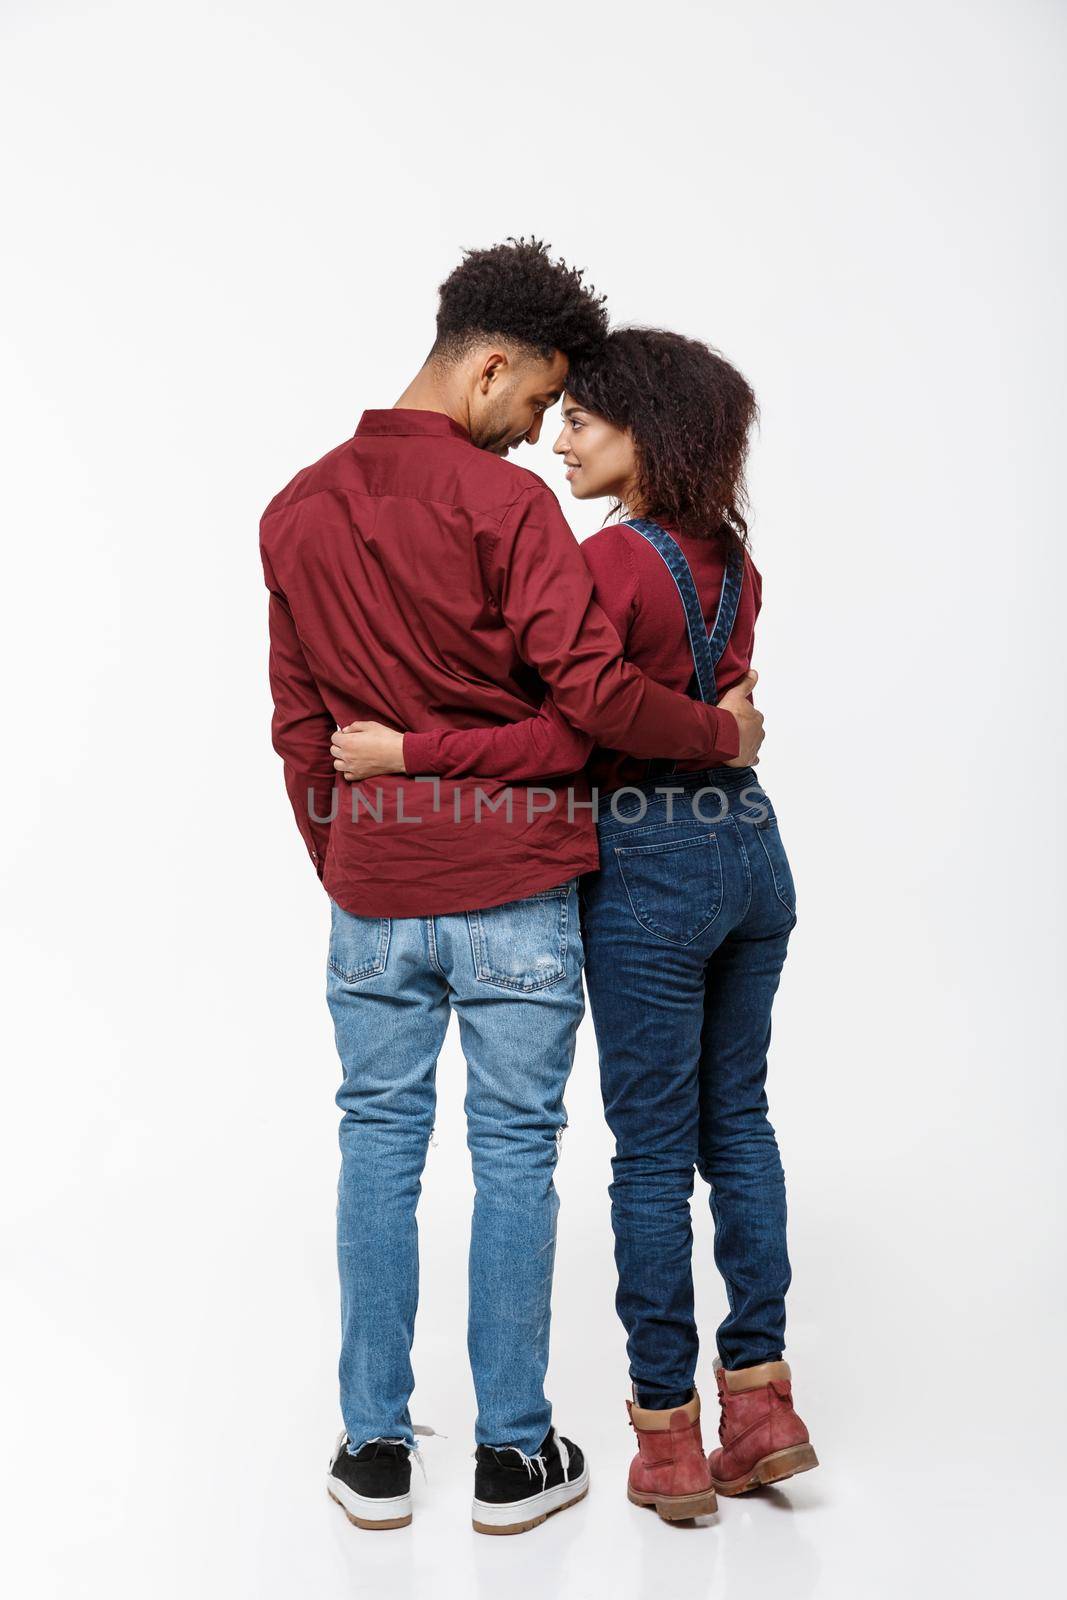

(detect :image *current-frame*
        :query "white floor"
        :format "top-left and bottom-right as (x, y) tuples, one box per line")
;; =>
(13, 1311), (1059, 1600)
(7, 992), (1063, 1600)
(46, 1423), (1049, 1600)
(288, 1441), (1049, 1600)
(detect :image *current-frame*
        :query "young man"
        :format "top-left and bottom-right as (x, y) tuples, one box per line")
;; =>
(260, 239), (764, 1535)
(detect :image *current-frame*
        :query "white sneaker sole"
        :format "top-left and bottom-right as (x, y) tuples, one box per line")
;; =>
(472, 1466), (590, 1535)
(327, 1478), (412, 1530)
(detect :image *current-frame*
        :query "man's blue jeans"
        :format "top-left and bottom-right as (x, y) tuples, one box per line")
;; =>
(326, 877), (584, 1458)
(580, 769), (796, 1408)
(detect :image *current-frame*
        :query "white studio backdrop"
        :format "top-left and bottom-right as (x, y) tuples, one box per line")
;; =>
(1, 2), (1064, 1596)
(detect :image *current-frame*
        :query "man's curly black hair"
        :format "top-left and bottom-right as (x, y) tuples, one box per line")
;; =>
(565, 327), (759, 551)
(433, 237), (608, 364)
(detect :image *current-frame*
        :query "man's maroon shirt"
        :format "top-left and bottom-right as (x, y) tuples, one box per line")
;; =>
(260, 409), (739, 917)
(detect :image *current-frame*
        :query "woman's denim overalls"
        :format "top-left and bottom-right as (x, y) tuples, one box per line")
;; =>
(580, 518), (798, 1406)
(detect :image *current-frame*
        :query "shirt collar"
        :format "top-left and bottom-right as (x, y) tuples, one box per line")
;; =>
(355, 408), (470, 442)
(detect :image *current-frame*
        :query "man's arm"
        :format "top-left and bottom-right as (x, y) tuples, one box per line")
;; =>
(262, 546), (338, 879)
(484, 486), (742, 761)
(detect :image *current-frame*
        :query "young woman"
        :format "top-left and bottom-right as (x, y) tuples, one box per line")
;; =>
(331, 329), (818, 1521)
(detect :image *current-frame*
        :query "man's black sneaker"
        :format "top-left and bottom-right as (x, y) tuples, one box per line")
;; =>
(327, 1433), (413, 1529)
(472, 1427), (589, 1535)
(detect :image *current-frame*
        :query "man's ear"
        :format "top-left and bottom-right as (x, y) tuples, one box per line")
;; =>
(477, 349), (509, 395)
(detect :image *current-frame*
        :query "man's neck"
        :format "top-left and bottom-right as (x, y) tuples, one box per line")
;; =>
(394, 365), (470, 435)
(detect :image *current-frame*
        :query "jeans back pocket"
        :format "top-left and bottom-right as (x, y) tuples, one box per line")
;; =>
(754, 819), (798, 923)
(615, 831), (723, 945)
(327, 900), (392, 984)
(466, 881), (572, 992)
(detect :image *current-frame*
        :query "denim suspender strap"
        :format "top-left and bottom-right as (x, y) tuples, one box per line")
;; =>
(623, 518), (745, 782)
(705, 545), (745, 689)
(623, 519), (744, 707)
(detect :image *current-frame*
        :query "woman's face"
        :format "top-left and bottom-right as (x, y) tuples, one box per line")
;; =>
(553, 394), (639, 506)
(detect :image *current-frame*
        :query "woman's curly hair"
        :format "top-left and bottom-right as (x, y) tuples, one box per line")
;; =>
(565, 328), (758, 550)
(434, 237), (608, 363)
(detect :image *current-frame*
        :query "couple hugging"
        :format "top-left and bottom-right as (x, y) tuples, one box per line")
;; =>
(260, 236), (816, 1536)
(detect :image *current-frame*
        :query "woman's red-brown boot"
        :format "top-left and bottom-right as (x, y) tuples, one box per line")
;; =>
(708, 1358), (819, 1495)
(625, 1391), (718, 1522)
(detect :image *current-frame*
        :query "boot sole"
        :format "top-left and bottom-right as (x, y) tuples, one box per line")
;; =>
(627, 1484), (718, 1522)
(472, 1470), (589, 1535)
(711, 1443), (819, 1496)
(327, 1486), (412, 1530)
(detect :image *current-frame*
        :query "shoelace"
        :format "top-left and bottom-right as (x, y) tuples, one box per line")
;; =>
(716, 1381), (793, 1442)
(409, 1422), (442, 1482)
(512, 1449), (548, 1491)
(475, 1425), (568, 1492)
(470, 1444), (548, 1490)
(335, 1423), (444, 1484)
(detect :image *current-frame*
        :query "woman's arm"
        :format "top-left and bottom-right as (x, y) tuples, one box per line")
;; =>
(330, 696), (594, 783)
(405, 696), (593, 780)
(332, 668), (758, 783)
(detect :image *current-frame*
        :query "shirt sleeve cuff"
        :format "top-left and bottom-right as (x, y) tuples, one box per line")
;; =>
(709, 705), (741, 762)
